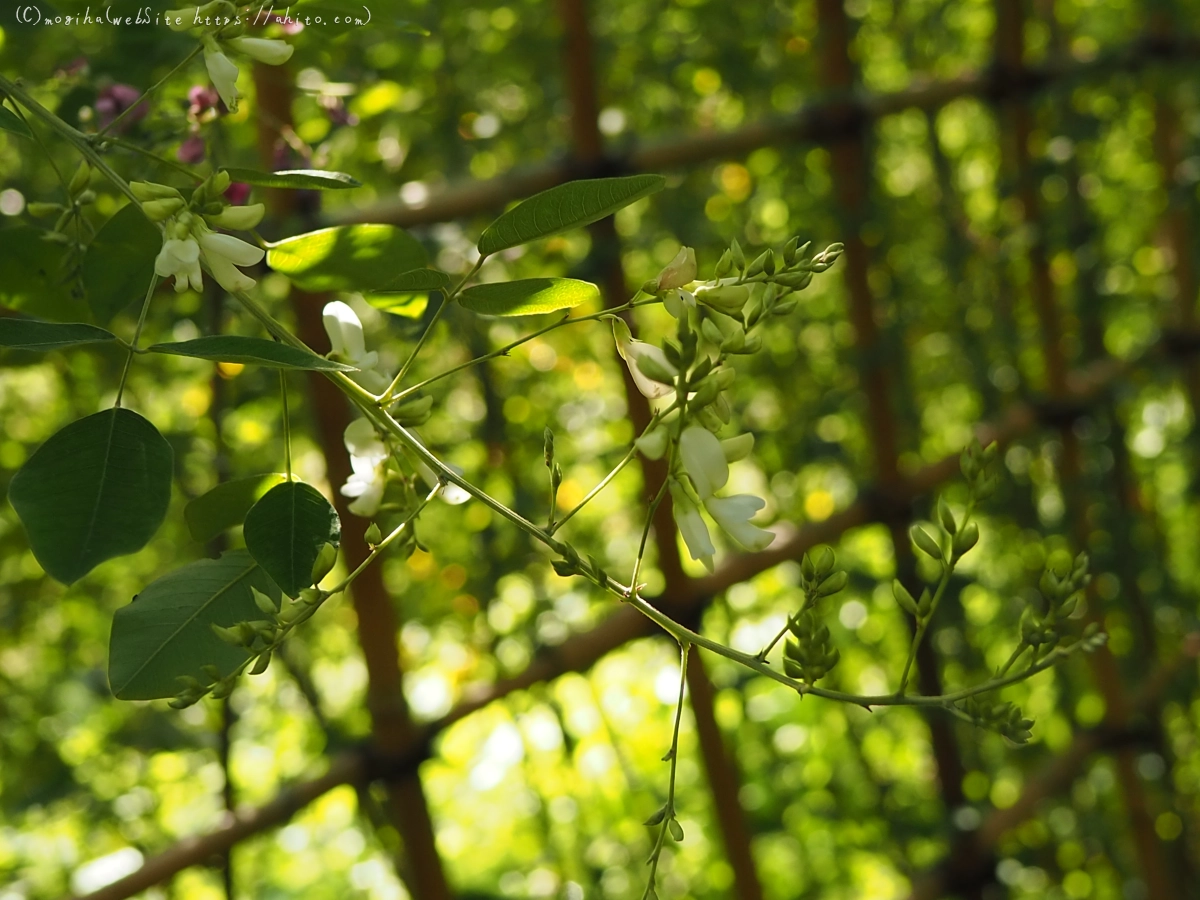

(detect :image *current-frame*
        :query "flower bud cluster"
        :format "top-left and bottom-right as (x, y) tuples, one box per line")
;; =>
(136, 172), (266, 294)
(958, 697), (1034, 744)
(782, 611), (841, 685)
(1019, 552), (1091, 647)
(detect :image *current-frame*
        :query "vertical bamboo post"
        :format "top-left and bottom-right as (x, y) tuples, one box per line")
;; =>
(815, 0), (972, 839)
(251, 60), (452, 900)
(991, 3), (1177, 895)
(554, 2), (764, 895)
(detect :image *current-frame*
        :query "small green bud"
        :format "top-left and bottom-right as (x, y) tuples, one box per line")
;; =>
(814, 570), (848, 597)
(311, 542), (338, 585)
(636, 426), (669, 460)
(917, 588), (933, 617)
(746, 249), (771, 277)
(543, 427), (555, 468)
(201, 664), (222, 682)
(551, 558), (578, 577)
(911, 525), (943, 562)
(635, 352), (678, 385)
(714, 249), (733, 277)
(142, 197), (185, 222)
(644, 805), (667, 827)
(952, 521), (979, 557)
(74, 189), (96, 206)
(668, 818), (684, 842)
(937, 498), (956, 535)
(67, 161), (91, 197)
(130, 181), (183, 202)
(393, 394), (433, 426)
(700, 318), (725, 345)
(252, 587), (277, 615)
(800, 552), (816, 582)
(364, 522), (383, 545)
(212, 623), (244, 646)
(27, 202), (63, 217)
(211, 679), (234, 700)
(782, 236), (800, 266)
(734, 335), (762, 355)
(729, 238), (745, 271)
(772, 299), (799, 316)
(893, 579), (918, 616)
(250, 651), (272, 676)
(299, 587), (323, 606)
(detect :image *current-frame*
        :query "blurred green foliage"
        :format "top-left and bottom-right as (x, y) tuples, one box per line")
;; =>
(3, 0), (1200, 898)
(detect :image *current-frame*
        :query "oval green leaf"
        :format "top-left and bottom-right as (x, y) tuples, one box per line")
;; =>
(477, 174), (666, 257)
(266, 224), (428, 292)
(185, 473), (288, 544)
(243, 481), (341, 598)
(0, 105), (33, 139)
(0, 319), (117, 351)
(221, 167), (361, 190)
(147, 336), (357, 371)
(459, 278), (600, 317)
(375, 268), (451, 292)
(8, 408), (173, 585)
(108, 550), (282, 700)
(0, 226), (91, 322)
(82, 202), (160, 325)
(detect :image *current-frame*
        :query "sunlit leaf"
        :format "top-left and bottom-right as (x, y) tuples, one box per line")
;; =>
(221, 167), (361, 190)
(147, 336), (357, 370)
(0, 319), (117, 351)
(375, 268), (451, 292)
(185, 473), (288, 544)
(243, 481), (341, 597)
(266, 224), (428, 292)
(477, 174), (666, 256)
(8, 409), (173, 585)
(459, 278), (599, 317)
(108, 550), (282, 700)
(0, 226), (90, 322)
(82, 203), (160, 324)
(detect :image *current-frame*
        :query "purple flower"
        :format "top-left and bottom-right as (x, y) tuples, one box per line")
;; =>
(187, 85), (222, 119)
(224, 182), (252, 206)
(177, 134), (206, 164)
(95, 83), (146, 132)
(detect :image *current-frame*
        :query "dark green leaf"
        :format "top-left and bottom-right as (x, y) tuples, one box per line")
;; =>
(108, 550), (282, 700)
(0, 319), (117, 351)
(477, 175), (666, 257)
(375, 268), (451, 292)
(0, 105), (32, 139)
(147, 336), (357, 371)
(243, 482), (341, 597)
(459, 278), (599, 317)
(185, 473), (287, 544)
(222, 167), (361, 190)
(0, 226), (91, 322)
(82, 203), (160, 325)
(266, 225), (428, 292)
(8, 409), (173, 585)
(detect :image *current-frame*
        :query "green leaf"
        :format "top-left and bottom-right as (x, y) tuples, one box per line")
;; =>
(375, 268), (451, 292)
(477, 174), (666, 257)
(366, 294), (429, 318)
(221, 167), (361, 190)
(8, 409), (173, 585)
(82, 203), (160, 325)
(459, 278), (599, 317)
(0, 226), (91, 322)
(185, 473), (288, 544)
(108, 550), (282, 700)
(147, 336), (358, 371)
(0, 319), (117, 351)
(243, 482), (341, 597)
(0, 105), (32, 139)
(266, 224), (428, 292)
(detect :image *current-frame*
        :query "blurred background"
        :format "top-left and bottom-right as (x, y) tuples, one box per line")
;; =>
(2, 0), (1200, 898)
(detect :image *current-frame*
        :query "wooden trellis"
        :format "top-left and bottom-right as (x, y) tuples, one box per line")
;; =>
(78, 1), (1200, 898)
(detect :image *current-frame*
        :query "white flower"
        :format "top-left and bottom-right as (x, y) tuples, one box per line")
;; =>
(341, 419), (389, 517)
(705, 494), (774, 552)
(635, 426), (669, 460)
(679, 426), (728, 500)
(612, 318), (677, 399)
(656, 246), (697, 292)
(226, 36), (295, 65)
(203, 43), (241, 112)
(322, 300), (391, 392)
(154, 237), (203, 294)
(407, 438), (471, 505)
(662, 288), (697, 319)
(670, 481), (715, 573)
(197, 229), (265, 293)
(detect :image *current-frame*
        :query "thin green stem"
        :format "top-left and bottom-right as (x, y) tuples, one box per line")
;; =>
(756, 593), (816, 661)
(326, 484), (441, 596)
(630, 475), (672, 599)
(280, 370), (292, 480)
(106, 135), (205, 182)
(896, 562), (953, 696)
(115, 275), (160, 407)
(96, 45), (203, 139)
(552, 410), (664, 535)
(379, 258), (484, 403)
(643, 640), (690, 900)
(997, 640), (1030, 677)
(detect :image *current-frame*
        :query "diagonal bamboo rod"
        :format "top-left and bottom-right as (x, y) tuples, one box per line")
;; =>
(329, 34), (1199, 229)
(991, 2), (1177, 895)
(251, 60), (453, 900)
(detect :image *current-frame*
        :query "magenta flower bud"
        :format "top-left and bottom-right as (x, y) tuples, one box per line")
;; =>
(176, 135), (207, 164)
(95, 83), (146, 132)
(223, 182), (252, 207)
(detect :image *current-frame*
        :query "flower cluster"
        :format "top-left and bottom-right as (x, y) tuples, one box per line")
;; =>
(134, 172), (266, 294)
(165, 2), (294, 112)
